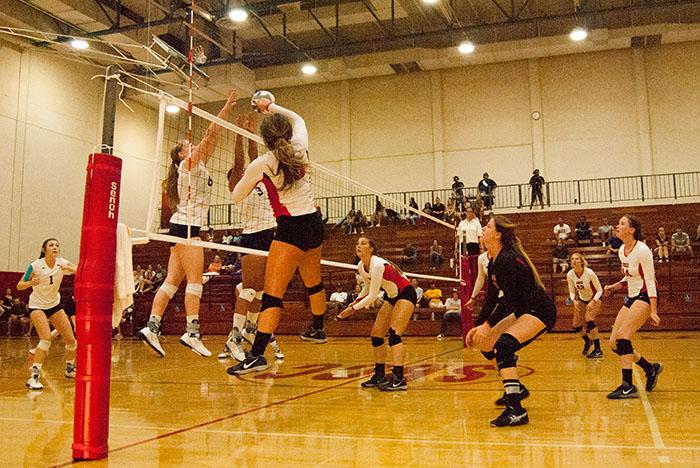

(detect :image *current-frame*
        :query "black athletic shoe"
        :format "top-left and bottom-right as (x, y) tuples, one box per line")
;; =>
(490, 406), (529, 427)
(494, 385), (530, 406)
(645, 363), (663, 392)
(299, 327), (328, 344)
(379, 375), (408, 392)
(607, 382), (638, 399)
(582, 340), (593, 356)
(226, 355), (268, 375)
(361, 373), (389, 388)
(586, 349), (604, 359)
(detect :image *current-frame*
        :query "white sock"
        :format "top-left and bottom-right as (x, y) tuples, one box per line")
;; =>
(232, 313), (246, 332)
(246, 311), (259, 325)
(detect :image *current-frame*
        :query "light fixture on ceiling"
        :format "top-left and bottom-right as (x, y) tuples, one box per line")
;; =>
(228, 7), (248, 23)
(70, 39), (89, 50)
(458, 41), (475, 54)
(165, 104), (180, 114)
(569, 27), (588, 41)
(422, 0), (439, 4)
(301, 63), (318, 75)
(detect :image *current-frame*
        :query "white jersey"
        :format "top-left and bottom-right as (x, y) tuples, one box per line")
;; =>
(567, 267), (603, 302)
(618, 241), (657, 298)
(239, 182), (276, 234)
(23, 257), (70, 309)
(351, 256), (411, 311)
(170, 159), (212, 227)
(231, 104), (315, 218)
(458, 218), (483, 244)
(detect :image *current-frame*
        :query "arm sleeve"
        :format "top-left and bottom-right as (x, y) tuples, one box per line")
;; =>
(269, 103), (308, 151)
(639, 248), (658, 298)
(590, 271), (603, 301)
(567, 273), (576, 301)
(231, 158), (265, 204)
(351, 262), (385, 310)
(22, 264), (33, 281)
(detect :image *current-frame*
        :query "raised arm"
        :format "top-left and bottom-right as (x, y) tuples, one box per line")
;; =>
(269, 103), (308, 151)
(191, 91), (238, 165)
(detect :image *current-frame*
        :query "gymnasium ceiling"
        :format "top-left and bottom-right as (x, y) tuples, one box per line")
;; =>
(1, 0), (699, 103)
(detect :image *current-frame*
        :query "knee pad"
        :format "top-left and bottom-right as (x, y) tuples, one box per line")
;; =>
(572, 326), (583, 333)
(494, 333), (521, 370)
(371, 336), (385, 348)
(260, 293), (283, 312)
(306, 282), (324, 296)
(585, 320), (596, 331)
(481, 350), (496, 361)
(614, 338), (633, 356)
(37, 339), (51, 352)
(238, 287), (257, 303)
(65, 341), (77, 352)
(185, 283), (203, 298)
(159, 283), (178, 299)
(387, 328), (402, 346)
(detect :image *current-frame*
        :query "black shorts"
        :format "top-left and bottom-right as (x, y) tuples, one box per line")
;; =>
(240, 229), (275, 257)
(515, 297), (557, 331)
(575, 297), (590, 305)
(624, 291), (652, 309)
(274, 211), (324, 251)
(30, 303), (64, 319)
(63, 296), (76, 316)
(169, 223), (201, 239)
(386, 286), (418, 306)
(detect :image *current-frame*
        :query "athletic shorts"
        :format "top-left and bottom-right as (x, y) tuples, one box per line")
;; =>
(624, 291), (652, 309)
(274, 211), (324, 251)
(63, 296), (76, 316)
(30, 303), (64, 319)
(515, 297), (557, 331)
(240, 229), (275, 257)
(169, 223), (201, 239)
(575, 297), (590, 305)
(386, 285), (418, 306)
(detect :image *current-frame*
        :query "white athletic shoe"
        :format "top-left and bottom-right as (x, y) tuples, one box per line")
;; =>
(26, 369), (43, 391)
(218, 337), (246, 361)
(50, 329), (60, 339)
(180, 333), (212, 357)
(137, 327), (165, 357)
(29, 347), (36, 355)
(270, 338), (284, 360)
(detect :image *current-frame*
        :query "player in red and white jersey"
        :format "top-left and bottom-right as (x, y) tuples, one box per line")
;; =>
(603, 215), (662, 399)
(228, 97), (327, 375)
(567, 253), (604, 358)
(16, 238), (77, 390)
(337, 237), (417, 391)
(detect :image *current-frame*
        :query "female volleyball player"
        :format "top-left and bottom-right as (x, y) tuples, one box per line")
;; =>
(138, 91), (238, 358)
(466, 216), (556, 427)
(16, 238), (77, 390)
(337, 236), (417, 391)
(603, 215), (662, 399)
(227, 94), (326, 375)
(218, 113), (283, 362)
(567, 253), (604, 358)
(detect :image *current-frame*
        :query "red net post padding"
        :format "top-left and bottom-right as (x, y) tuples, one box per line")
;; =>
(459, 255), (478, 346)
(72, 153), (122, 460)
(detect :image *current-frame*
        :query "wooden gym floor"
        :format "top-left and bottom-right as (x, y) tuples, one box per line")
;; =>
(0, 332), (698, 467)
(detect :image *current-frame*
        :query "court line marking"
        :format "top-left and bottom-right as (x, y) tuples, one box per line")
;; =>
(633, 367), (670, 464)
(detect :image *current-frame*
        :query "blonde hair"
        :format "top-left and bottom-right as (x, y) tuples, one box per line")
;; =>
(493, 215), (544, 289)
(570, 252), (588, 268)
(260, 113), (308, 190)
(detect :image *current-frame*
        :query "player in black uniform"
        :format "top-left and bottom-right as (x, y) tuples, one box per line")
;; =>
(466, 216), (557, 427)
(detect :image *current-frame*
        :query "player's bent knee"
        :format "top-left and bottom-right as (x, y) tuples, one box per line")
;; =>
(387, 328), (402, 346)
(494, 333), (521, 370)
(371, 336), (384, 348)
(185, 283), (203, 298)
(613, 338), (633, 356)
(160, 283), (178, 299)
(260, 293), (283, 312)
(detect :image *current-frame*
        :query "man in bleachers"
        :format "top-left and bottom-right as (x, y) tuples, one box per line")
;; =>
(553, 217), (571, 241)
(399, 243), (418, 269)
(424, 284), (444, 309)
(598, 217), (614, 244)
(552, 239), (569, 273)
(575, 216), (593, 246)
(437, 289), (462, 340)
(327, 284), (349, 317)
(671, 227), (694, 258)
(606, 232), (623, 255)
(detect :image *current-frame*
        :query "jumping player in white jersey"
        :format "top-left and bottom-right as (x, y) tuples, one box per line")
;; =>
(567, 253), (604, 358)
(218, 113), (283, 362)
(603, 215), (662, 399)
(337, 236), (418, 391)
(16, 238), (77, 390)
(227, 97), (327, 375)
(138, 91), (238, 358)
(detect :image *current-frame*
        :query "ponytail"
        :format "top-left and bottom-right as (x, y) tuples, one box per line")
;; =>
(493, 215), (544, 289)
(261, 113), (309, 191)
(163, 143), (183, 210)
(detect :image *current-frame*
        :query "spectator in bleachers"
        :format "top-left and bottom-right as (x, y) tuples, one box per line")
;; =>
(655, 227), (670, 263)
(552, 239), (569, 273)
(349, 283), (362, 304)
(352, 210), (366, 234)
(8, 297), (30, 336)
(153, 264), (166, 287)
(574, 216), (593, 246)
(430, 240), (444, 270)
(327, 284), (349, 316)
(399, 243), (418, 269)
(437, 289), (462, 340)
(407, 198), (420, 224)
(221, 230), (234, 245)
(528, 169), (545, 209)
(207, 255), (223, 273)
(316, 203), (329, 224)
(553, 217), (571, 241)
(445, 198), (458, 225)
(2, 288), (13, 314)
(385, 208), (401, 224)
(598, 217), (614, 244)
(606, 232), (623, 255)
(133, 265), (144, 294)
(478, 173), (497, 211)
(452, 176), (465, 211)
(671, 227), (693, 258)
(458, 208), (483, 255)
(138, 265), (156, 294)
(432, 197), (446, 221)
(411, 279), (424, 307)
(424, 283), (444, 309)
(333, 208), (353, 231)
(421, 202), (433, 224)
(220, 252), (239, 273)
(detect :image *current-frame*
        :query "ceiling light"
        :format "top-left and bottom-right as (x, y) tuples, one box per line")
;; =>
(165, 104), (180, 114)
(422, 0), (439, 4)
(301, 64), (317, 75)
(70, 39), (89, 50)
(228, 8), (248, 23)
(458, 41), (475, 54)
(569, 27), (588, 41)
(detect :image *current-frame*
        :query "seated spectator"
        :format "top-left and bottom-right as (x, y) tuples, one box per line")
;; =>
(221, 230), (234, 245)
(221, 252), (240, 273)
(437, 289), (461, 340)
(8, 298), (30, 336)
(407, 198), (420, 225)
(385, 208), (401, 224)
(207, 255), (223, 273)
(421, 202), (433, 224)
(552, 239), (569, 273)
(574, 216), (593, 245)
(424, 283), (444, 309)
(598, 217), (614, 245)
(655, 227), (670, 262)
(152, 263), (166, 288)
(334, 208), (355, 231)
(327, 284), (349, 316)
(352, 210), (366, 234)
(371, 198), (387, 227)
(348, 283), (362, 305)
(139, 265), (156, 294)
(315, 203), (329, 224)
(411, 279), (424, 308)
(431, 197), (446, 221)
(553, 217), (571, 241)
(399, 243), (418, 269)
(133, 265), (144, 294)
(1, 288), (12, 314)
(430, 240), (444, 270)
(445, 198), (457, 225)
(671, 227), (693, 258)
(606, 233), (623, 255)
